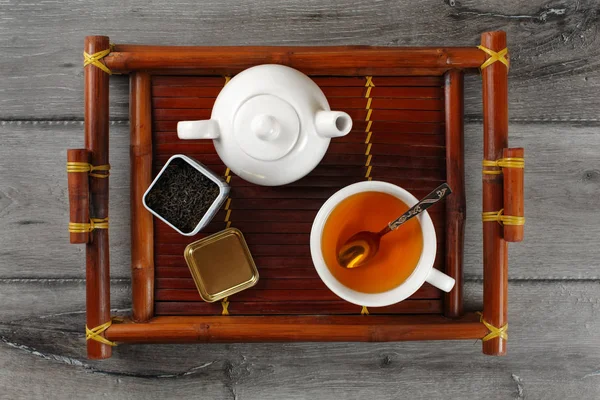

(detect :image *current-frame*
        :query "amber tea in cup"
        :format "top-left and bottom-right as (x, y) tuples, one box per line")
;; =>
(321, 191), (423, 293)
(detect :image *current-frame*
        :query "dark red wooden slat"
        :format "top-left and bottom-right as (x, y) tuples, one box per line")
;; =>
(156, 285), (440, 302)
(370, 76), (443, 87)
(311, 76), (443, 87)
(152, 86), (223, 97)
(231, 210), (320, 222)
(369, 98), (444, 110)
(156, 279), (440, 297)
(353, 121), (444, 134)
(369, 155), (445, 169)
(155, 300), (442, 315)
(370, 143), (445, 158)
(369, 167), (446, 181)
(370, 109), (444, 123)
(152, 76), (226, 86)
(153, 98), (216, 109)
(371, 87), (442, 98)
(155, 266), (319, 279)
(369, 132), (445, 146)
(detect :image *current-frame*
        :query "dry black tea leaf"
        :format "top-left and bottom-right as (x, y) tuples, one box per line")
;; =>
(146, 158), (220, 233)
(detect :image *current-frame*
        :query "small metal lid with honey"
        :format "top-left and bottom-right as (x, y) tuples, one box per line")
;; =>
(183, 228), (259, 302)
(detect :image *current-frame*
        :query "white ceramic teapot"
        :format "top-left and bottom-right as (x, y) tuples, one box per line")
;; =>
(177, 64), (353, 186)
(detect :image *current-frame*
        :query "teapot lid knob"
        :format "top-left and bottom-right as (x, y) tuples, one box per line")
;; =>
(251, 114), (281, 141)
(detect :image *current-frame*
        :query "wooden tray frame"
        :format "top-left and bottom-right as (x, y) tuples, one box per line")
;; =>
(80, 31), (511, 359)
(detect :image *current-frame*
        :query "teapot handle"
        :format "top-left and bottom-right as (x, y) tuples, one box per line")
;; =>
(177, 120), (220, 140)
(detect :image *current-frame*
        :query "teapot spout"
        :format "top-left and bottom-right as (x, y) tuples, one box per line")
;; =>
(177, 119), (220, 140)
(315, 111), (352, 138)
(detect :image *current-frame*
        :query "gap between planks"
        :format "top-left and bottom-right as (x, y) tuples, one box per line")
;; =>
(3, 118), (600, 124)
(2, 278), (600, 283)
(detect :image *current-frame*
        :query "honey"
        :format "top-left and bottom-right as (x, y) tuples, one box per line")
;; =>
(321, 191), (423, 293)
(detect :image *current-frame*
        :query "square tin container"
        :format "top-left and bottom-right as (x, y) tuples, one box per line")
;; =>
(142, 154), (230, 236)
(184, 228), (259, 302)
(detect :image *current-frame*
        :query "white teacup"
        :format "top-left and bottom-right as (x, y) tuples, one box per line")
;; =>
(310, 181), (455, 307)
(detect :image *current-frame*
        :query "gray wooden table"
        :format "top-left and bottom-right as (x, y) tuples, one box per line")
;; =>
(1, 1), (599, 399)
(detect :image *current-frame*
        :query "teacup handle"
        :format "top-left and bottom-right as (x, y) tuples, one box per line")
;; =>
(177, 120), (220, 140)
(425, 268), (455, 292)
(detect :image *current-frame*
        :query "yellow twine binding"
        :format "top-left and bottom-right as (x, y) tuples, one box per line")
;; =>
(476, 312), (507, 342)
(482, 157), (524, 175)
(67, 162), (111, 178)
(83, 44), (114, 75)
(364, 76), (374, 181)
(223, 168), (232, 228)
(482, 209), (525, 226)
(68, 218), (109, 233)
(477, 45), (509, 70)
(221, 297), (230, 315)
(85, 317), (123, 346)
(361, 306), (370, 315)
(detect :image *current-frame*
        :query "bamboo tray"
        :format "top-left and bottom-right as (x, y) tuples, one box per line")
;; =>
(69, 31), (523, 359)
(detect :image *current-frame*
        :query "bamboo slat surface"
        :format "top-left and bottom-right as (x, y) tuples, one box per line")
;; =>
(151, 75), (447, 316)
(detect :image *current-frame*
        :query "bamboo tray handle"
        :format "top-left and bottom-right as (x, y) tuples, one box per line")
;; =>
(481, 147), (525, 242)
(67, 149), (111, 243)
(502, 148), (525, 242)
(67, 149), (91, 243)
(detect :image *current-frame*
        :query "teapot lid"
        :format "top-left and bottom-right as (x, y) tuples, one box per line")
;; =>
(233, 94), (300, 161)
(209, 64), (349, 186)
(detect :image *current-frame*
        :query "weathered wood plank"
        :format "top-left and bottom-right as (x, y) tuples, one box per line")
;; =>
(0, 121), (131, 278)
(0, 281), (598, 399)
(0, 122), (597, 279)
(1, 0), (600, 120)
(0, 279), (130, 322)
(463, 123), (600, 280)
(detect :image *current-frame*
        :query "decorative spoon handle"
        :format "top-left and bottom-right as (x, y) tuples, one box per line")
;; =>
(386, 183), (452, 232)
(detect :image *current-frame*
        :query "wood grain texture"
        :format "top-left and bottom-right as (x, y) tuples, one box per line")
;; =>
(480, 31), (509, 356)
(0, 122), (131, 278)
(105, 46), (484, 74)
(444, 70), (465, 318)
(129, 72), (154, 322)
(0, 121), (598, 280)
(84, 35), (112, 359)
(66, 149), (91, 244)
(2, 0), (600, 120)
(0, 279), (131, 322)
(1, 281), (598, 399)
(502, 147), (525, 242)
